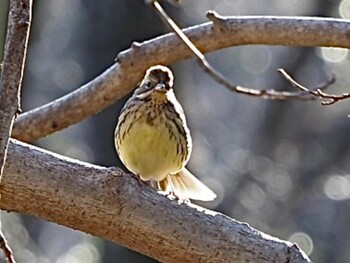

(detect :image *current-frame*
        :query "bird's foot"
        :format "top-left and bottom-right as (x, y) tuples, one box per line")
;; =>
(165, 191), (190, 204)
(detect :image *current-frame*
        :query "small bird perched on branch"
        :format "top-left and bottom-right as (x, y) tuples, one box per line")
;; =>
(115, 65), (216, 201)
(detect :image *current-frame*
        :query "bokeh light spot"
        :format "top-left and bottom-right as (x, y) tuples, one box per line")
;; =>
(339, 0), (350, 18)
(240, 46), (272, 74)
(52, 59), (84, 90)
(56, 242), (100, 263)
(239, 183), (266, 210)
(288, 232), (314, 256)
(324, 175), (350, 200)
(265, 169), (292, 200)
(320, 47), (348, 63)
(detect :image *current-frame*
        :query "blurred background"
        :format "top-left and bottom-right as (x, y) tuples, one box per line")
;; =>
(1, 0), (350, 262)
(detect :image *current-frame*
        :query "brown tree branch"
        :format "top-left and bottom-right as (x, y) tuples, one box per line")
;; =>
(0, 139), (312, 263)
(12, 16), (350, 142)
(149, 4), (335, 101)
(0, 0), (32, 262)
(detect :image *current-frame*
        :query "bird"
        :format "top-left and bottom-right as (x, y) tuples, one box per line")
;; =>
(115, 65), (216, 201)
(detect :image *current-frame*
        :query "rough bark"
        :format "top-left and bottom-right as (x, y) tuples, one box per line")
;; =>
(0, 140), (312, 263)
(0, 1), (32, 262)
(0, 0), (31, 173)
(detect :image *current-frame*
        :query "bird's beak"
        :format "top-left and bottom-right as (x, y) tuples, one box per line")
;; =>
(154, 83), (168, 92)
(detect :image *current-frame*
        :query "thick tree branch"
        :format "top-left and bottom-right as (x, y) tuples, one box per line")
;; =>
(0, 139), (311, 263)
(12, 16), (350, 142)
(0, 0), (32, 262)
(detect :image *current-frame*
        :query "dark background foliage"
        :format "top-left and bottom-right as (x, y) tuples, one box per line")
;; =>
(1, 0), (349, 262)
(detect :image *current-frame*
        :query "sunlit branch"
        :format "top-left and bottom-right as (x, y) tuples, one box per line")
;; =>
(12, 15), (350, 142)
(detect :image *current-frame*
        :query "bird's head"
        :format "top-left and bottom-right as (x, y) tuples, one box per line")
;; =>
(134, 65), (174, 101)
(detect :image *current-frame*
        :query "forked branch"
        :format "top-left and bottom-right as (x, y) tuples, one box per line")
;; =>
(278, 69), (349, 105)
(148, 2), (335, 100)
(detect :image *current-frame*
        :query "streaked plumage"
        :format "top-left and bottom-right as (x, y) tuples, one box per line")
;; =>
(115, 65), (216, 201)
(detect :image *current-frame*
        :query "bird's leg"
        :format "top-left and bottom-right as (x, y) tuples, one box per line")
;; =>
(133, 173), (150, 186)
(164, 174), (183, 201)
(156, 180), (171, 197)
(166, 175), (191, 203)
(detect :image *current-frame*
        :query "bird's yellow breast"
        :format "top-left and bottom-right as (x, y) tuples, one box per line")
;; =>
(116, 113), (186, 181)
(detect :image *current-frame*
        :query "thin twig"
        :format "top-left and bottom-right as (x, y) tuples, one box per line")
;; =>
(278, 69), (347, 105)
(148, 1), (335, 100)
(145, 0), (182, 5)
(0, 0), (32, 262)
(0, 235), (14, 263)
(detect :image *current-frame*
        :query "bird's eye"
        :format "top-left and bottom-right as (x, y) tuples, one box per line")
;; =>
(145, 81), (152, 88)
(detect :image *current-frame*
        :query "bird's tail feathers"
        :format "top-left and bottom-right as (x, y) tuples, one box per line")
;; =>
(158, 168), (216, 201)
